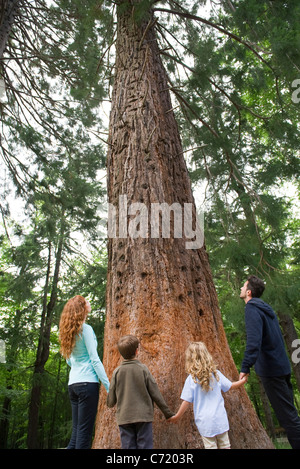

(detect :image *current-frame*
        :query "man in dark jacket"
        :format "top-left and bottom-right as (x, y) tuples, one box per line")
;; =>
(239, 275), (300, 449)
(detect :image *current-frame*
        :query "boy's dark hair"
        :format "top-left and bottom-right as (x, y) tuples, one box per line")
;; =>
(117, 335), (139, 359)
(247, 275), (265, 298)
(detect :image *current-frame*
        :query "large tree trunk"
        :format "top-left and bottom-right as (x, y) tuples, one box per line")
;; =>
(93, 3), (273, 449)
(0, 0), (20, 58)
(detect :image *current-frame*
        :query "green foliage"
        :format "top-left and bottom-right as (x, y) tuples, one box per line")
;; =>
(0, 231), (107, 448)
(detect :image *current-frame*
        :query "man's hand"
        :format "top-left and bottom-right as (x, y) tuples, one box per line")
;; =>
(239, 372), (249, 382)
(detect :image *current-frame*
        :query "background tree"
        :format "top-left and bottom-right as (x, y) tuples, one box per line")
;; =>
(0, 209), (108, 448)
(0, 0), (111, 448)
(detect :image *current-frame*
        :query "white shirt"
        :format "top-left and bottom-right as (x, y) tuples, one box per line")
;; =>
(181, 370), (232, 437)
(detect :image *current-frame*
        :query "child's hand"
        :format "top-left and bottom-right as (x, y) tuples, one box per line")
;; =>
(167, 400), (189, 423)
(167, 415), (178, 424)
(239, 372), (249, 382)
(230, 375), (248, 390)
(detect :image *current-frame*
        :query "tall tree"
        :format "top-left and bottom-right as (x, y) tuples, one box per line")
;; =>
(93, 1), (272, 449)
(0, 0), (109, 448)
(0, 0), (110, 198)
(25, 139), (106, 447)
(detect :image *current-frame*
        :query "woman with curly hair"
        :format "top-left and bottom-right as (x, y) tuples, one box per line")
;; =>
(59, 295), (109, 449)
(168, 342), (246, 449)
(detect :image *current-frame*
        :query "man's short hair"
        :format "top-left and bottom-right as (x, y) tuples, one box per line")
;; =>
(247, 275), (265, 298)
(117, 335), (139, 359)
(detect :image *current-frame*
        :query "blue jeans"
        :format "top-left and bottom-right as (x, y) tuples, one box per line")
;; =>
(67, 382), (99, 449)
(260, 375), (300, 449)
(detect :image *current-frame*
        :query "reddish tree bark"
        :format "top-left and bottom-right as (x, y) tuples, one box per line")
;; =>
(93, 3), (273, 449)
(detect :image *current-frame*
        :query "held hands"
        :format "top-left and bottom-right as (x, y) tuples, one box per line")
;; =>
(239, 372), (249, 383)
(167, 400), (190, 424)
(239, 376), (248, 385)
(167, 414), (180, 424)
(229, 373), (249, 390)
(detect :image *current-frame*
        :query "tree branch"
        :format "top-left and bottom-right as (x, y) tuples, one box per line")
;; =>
(154, 7), (275, 72)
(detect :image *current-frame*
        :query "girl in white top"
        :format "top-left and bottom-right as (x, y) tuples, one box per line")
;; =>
(168, 342), (246, 449)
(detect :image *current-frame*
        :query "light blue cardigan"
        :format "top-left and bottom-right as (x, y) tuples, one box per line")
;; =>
(67, 323), (109, 391)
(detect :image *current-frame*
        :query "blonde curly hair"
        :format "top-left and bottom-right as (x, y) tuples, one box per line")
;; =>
(185, 342), (219, 392)
(59, 295), (89, 359)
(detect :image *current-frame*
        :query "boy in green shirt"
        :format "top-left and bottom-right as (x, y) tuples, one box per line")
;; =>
(107, 335), (174, 449)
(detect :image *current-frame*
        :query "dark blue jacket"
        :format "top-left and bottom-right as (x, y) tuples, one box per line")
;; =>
(241, 298), (291, 377)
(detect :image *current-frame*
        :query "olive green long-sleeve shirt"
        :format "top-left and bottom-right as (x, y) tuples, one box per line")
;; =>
(107, 359), (174, 425)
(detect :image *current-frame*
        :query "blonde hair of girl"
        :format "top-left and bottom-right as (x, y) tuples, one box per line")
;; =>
(185, 342), (219, 392)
